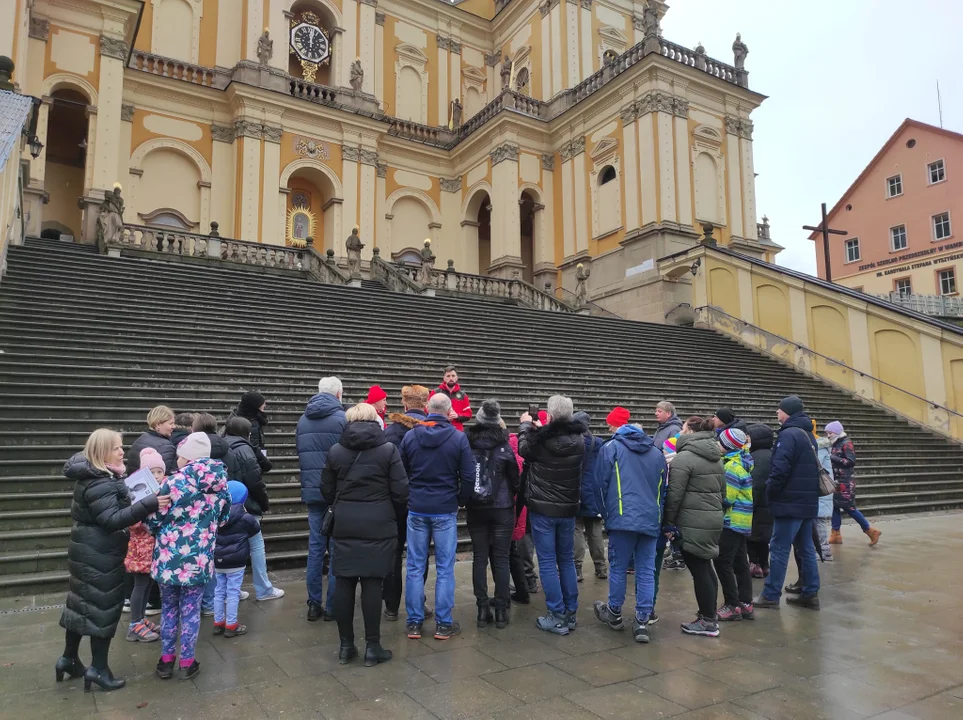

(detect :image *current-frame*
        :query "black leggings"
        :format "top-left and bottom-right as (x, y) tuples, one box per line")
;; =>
(509, 540), (529, 602)
(64, 630), (111, 671)
(466, 508), (513, 610)
(713, 529), (753, 607)
(746, 539), (769, 569)
(129, 573), (152, 624)
(682, 550), (719, 619)
(335, 576), (383, 645)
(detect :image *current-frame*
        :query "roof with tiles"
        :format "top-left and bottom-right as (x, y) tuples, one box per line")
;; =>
(0, 90), (33, 172)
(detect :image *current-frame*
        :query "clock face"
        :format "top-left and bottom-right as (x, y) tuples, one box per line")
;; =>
(291, 22), (330, 64)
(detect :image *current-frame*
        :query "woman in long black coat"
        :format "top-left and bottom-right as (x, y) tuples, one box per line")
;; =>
(746, 424), (774, 578)
(321, 404), (409, 668)
(57, 429), (169, 692)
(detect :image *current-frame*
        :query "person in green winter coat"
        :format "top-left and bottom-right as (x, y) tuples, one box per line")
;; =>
(664, 421), (726, 638)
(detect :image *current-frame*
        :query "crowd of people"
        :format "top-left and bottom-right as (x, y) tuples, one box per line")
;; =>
(53, 366), (882, 691)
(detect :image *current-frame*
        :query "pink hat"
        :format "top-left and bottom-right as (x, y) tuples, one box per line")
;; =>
(139, 447), (166, 473)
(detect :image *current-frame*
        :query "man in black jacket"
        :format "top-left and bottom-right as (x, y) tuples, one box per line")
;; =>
(518, 394), (585, 636)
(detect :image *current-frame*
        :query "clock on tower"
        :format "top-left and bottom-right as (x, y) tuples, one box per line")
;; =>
(289, 11), (331, 83)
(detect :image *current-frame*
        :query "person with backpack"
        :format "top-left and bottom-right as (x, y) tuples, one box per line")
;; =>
(465, 401), (520, 629)
(573, 411), (607, 582)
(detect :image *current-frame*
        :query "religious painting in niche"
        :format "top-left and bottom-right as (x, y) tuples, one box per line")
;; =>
(287, 204), (316, 248)
(289, 10), (330, 83)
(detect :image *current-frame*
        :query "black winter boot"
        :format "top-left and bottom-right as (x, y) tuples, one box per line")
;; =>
(55, 656), (86, 682)
(477, 604), (494, 628)
(338, 643), (359, 664)
(494, 607), (509, 629)
(364, 642), (393, 667)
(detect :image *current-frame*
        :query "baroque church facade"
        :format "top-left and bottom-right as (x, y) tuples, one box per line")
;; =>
(5, 0), (776, 320)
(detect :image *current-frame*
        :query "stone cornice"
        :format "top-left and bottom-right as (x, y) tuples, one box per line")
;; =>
(211, 124), (235, 143)
(541, 154), (555, 171)
(29, 17), (49, 41)
(490, 142), (520, 165)
(439, 177), (462, 192)
(100, 36), (129, 60)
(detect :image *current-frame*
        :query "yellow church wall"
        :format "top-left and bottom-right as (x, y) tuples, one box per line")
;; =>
(44, 27), (100, 87)
(551, 154), (563, 266)
(135, 0), (153, 52)
(456, 0), (495, 21)
(130, 112), (213, 168)
(198, 0), (219, 67)
(867, 316), (926, 422)
(527, 14), (543, 101)
(278, 133), (344, 182)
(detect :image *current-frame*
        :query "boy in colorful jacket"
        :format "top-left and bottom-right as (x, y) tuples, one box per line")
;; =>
(714, 428), (755, 621)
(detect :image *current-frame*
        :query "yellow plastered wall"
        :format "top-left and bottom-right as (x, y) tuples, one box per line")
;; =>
(135, 1), (153, 52)
(130, 113), (213, 167)
(44, 27), (100, 87)
(199, 0), (219, 67)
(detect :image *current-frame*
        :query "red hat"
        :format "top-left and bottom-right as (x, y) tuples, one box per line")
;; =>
(366, 385), (388, 404)
(606, 406), (630, 428)
(537, 410), (549, 426)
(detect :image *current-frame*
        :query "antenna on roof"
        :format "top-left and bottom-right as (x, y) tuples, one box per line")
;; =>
(937, 80), (943, 129)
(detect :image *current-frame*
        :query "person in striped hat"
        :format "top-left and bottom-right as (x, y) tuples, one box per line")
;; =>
(713, 427), (755, 622)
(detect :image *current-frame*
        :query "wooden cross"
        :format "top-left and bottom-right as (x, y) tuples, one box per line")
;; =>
(803, 202), (848, 283)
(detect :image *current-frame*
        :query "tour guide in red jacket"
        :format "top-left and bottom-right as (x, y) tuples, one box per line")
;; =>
(431, 366), (472, 431)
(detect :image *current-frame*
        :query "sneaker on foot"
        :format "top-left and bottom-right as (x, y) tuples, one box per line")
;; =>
(681, 616), (720, 637)
(741, 603), (755, 620)
(212, 623), (225, 636)
(179, 660), (200, 680)
(406, 622), (423, 639)
(536, 612), (570, 636)
(201, 607), (214, 618)
(239, 590), (250, 601)
(752, 594), (780, 609)
(716, 604), (743, 622)
(786, 593), (820, 610)
(633, 617), (650, 644)
(383, 609), (400, 621)
(750, 562), (765, 579)
(510, 591), (531, 605)
(526, 579), (539, 594)
(434, 621), (461, 640)
(126, 621), (159, 642)
(647, 611), (660, 625)
(595, 568), (608, 580)
(122, 599), (131, 613)
(145, 603), (161, 617)
(593, 601), (624, 631)
(224, 624), (248, 638)
(155, 658), (174, 680)
(566, 610), (578, 631)
(257, 588), (285, 602)
(144, 619), (160, 634)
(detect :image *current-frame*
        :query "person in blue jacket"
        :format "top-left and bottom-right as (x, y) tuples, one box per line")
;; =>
(754, 395), (821, 610)
(591, 413), (668, 644)
(295, 376), (347, 622)
(573, 411), (607, 581)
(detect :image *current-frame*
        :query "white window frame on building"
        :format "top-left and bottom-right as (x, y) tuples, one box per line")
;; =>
(928, 158), (946, 185)
(938, 268), (957, 296)
(844, 238), (860, 263)
(894, 277), (912, 297)
(890, 224), (907, 252)
(886, 174), (903, 198)
(933, 212), (952, 241)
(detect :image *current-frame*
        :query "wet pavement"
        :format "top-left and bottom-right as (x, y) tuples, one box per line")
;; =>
(3, 512), (963, 719)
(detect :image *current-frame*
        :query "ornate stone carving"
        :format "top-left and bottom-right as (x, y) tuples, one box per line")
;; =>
(349, 59), (364, 91)
(541, 154), (555, 171)
(342, 145), (361, 162)
(262, 125), (283, 143)
(672, 96), (689, 118)
(484, 52), (500, 67)
(419, 239), (435, 284)
(449, 39), (462, 55)
(568, 137), (585, 157)
(500, 55), (512, 89)
(636, 91), (672, 115)
(619, 103), (637, 125)
(436, 35), (451, 51)
(120, 104), (135, 122)
(539, 0), (551, 17)
(580, 0), (593, 8)
(574, 262), (591, 308)
(211, 124), (236, 143)
(376, 163), (387, 178)
(257, 29), (273, 66)
(490, 142), (520, 165)
(29, 17), (49, 42)
(99, 36), (129, 60)
(97, 185), (125, 244)
(375, 10), (385, 25)
(439, 177), (462, 193)
(233, 120), (263, 139)
(359, 148), (380, 167)
(294, 136), (329, 159)
(346, 227), (364, 278)
(732, 33), (748, 70)
(725, 117), (753, 140)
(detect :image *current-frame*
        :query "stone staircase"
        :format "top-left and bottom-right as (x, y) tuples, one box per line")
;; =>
(1, 239), (961, 596)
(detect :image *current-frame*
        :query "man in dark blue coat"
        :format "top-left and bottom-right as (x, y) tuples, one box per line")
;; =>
(755, 395), (821, 609)
(296, 376), (347, 622)
(574, 412), (607, 582)
(591, 420), (667, 643)
(399, 393), (475, 640)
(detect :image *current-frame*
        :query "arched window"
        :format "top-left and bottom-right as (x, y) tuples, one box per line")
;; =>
(599, 165), (617, 185)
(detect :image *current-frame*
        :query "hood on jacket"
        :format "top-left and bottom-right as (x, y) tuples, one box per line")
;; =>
(816, 436), (832, 450)
(524, 417), (588, 444)
(612, 424), (655, 454)
(780, 412), (814, 434)
(305, 392), (345, 421)
(387, 409), (429, 430)
(408, 415), (458, 448)
(64, 452), (114, 482)
(178, 458), (228, 493)
(659, 414), (683, 430)
(573, 411), (592, 425)
(206, 433), (230, 460)
(676, 431), (722, 462)
(340, 420), (387, 451)
(466, 423), (509, 450)
(747, 423), (774, 451)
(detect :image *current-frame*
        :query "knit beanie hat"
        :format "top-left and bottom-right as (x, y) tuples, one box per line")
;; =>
(401, 384), (430, 408)
(606, 406), (630, 428)
(663, 436), (678, 455)
(366, 385), (388, 404)
(825, 421), (844, 435)
(139, 447), (166, 473)
(714, 407), (736, 425)
(719, 427), (747, 452)
(228, 480), (248, 505)
(779, 395), (804, 416)
(476, 400), (502, 425)
(177, 432), (212, 461)
(238, 391), (265, 417)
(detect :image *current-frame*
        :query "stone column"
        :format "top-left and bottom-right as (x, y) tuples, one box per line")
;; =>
(449, 36), (461, 117)
(550, 1), (564, 96)
(359, 0), (376, 95)
(579, 0), (593, 81)
(564, 0), (580, 87)
(375, 162), (387, 250)
(267, 4), (288, 72)
(234, 120), (262, 242)
(331, 27), (344, 88)
(341, 0), (358, 87)
(341, 145), (360, 257)
(571, 137), (588, 253)
(485, 52), (498, 98)
(724, 116), (745, 238)
(535, 154), (556, 286)
(560, 143), (576, 258)
(489, 142), (522, 278)
(636, 101), (657, 225)
(654, 95), (677, 223)
(117, 104), (134, 194)
(619, 104), (640, 232)
(261, 125), (282, 244)
(359, 147), (378, 259)
(673, 97), (693, 227)
(440, 176), (462, 268)
(210, 124), (236, 238)
(540, 2), (552, 99)
(92, 36), (127, 191)
(436, 35), (449, 127)
(739, 120), (758, 240)
(374, 12), (385, 105)
(246, 0), (265, 62)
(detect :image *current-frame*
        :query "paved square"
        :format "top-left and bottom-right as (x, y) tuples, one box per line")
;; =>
(3, 513), (962, 719)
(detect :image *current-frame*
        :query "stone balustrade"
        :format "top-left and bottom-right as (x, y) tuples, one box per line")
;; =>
(877, 292), (963, 318)
(385, 118), (453, 145)
(289, 79), (340, 105)
(370, 249), (424, 294)
(128, 51), (229, 89)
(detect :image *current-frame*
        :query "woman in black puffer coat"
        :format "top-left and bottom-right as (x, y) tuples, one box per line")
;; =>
(57, 429), (168, 693)
(746, 424), (774, 578)
(321, 404), (409, 667)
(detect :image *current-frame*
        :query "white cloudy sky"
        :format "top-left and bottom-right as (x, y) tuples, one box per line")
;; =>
(662, 0), (963, 275)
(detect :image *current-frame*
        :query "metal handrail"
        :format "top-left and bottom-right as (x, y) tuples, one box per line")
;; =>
(696, 304), (963, 419)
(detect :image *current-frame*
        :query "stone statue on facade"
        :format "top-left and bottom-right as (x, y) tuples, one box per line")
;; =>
(346, 226), (365, 278)
(574, 263), (591, 308)
(257, 28), (273, 66)
(732, 33), (748, 70)
(349, 59), (364, 91)
(418, 239), (435, 285)
(97, 184), (126, 244)
(451, 98), (463, 128)
(641, 3), (662, 54)
(500, 55), (512, 89)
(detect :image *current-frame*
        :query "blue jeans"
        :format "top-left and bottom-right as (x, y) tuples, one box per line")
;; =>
(307, 505), (336, 610)
(248, 530), (275, 599)
(529, 513), (578, 615)
(832, 505), (870, 532)
(202, 575), (216, 611)
(763, 517), (820, 600)
(214, 569), (245, 625)
(405, 512), (457, 625)
(607, 530), (658, 621)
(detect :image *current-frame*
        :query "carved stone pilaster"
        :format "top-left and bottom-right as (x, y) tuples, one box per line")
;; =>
(569, 137), (585, 157)
(342, 145), (361, 162)
(541, 154), (555, 171)
(359, 148), (380, 167)
(29, 17), (49, 41)
(120, 104), (135, 122)
(439, 177), (462, 192)
(233, 120), (263, 139)
(436, 35), (451, 51)
(724, 117), (753, 140)
(375, 10), (385, 25)
(484, 52), (500, 67)
(672, 97), (689, 118)
(211, 124), (235, 143)
(99, 36), (129, 60)
(740, 119), (754, 140)
(619, 103), (637, 125)
(376, 163), (388, 178)
(262, 125), (283, 143)
(449, 40), (462, 55)
(490, 142), (520, 165)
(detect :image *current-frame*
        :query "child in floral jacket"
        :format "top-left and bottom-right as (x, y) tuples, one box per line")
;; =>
(146, 432), (229, 681)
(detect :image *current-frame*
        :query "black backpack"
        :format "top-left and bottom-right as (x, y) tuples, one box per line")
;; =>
(471, 448), (499, 505)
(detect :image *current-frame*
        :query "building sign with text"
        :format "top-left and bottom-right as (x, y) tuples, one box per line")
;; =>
(857, 240), (963, 277)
